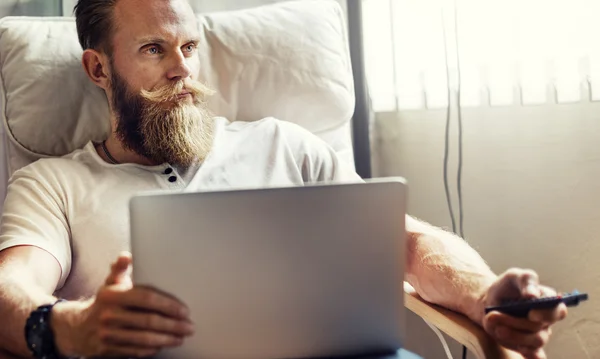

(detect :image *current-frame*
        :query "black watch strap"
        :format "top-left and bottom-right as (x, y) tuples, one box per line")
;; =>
(25, 299), (67, 359)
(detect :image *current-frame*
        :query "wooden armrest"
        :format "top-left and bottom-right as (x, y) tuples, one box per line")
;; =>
(403, 282), (522, 359)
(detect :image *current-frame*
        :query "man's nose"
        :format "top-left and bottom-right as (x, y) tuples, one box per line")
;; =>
(166, 52), (192, 81)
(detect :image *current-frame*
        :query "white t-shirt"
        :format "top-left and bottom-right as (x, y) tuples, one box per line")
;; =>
(0, 117), (361, 299)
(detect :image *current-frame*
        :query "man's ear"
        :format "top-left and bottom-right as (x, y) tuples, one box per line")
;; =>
(81, 49), (110, 90)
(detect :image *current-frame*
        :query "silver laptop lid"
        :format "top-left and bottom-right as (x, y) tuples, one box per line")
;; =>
(130, 178), (407, 359)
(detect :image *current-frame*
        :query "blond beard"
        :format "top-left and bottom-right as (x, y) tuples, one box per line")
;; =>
(111, 68), (216, 167)
(139, 81), (215, 166)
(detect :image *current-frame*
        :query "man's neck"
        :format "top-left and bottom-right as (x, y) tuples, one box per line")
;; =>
(96, 135), (159, 166)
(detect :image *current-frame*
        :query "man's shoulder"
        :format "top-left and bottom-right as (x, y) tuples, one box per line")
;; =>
(10, 143), (97, 184)
(225, 117), (324, 146)
(222, 117), (343, 173)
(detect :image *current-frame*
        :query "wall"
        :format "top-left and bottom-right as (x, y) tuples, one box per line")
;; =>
(374, 102), (600, 358)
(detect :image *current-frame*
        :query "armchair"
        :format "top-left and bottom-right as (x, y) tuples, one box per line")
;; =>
(0, 1), (514, 358)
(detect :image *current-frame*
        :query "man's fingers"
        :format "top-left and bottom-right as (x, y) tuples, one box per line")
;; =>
(504, 346), (546, 359)
(99, 328), (184, 348)
(495, 326), (550, 350)
(105, 252), (133, 286)
(485, 311), (546, 333)
(489, 269), (541, 304)
(529, 303), (568, 324)
(97, 344), (160, 358)
(492, 327), (550, 355)
(100, 308), (194, 336)
(504, 268), (541, 298)
(538, 285), (557, 297)
(484, 312), (551, 357)
(521, 347), (547, 359)
(108, 286), (190, 320)
(484, 268), (566, 359)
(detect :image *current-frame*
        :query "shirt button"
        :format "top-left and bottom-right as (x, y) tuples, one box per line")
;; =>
(164, 168), (173, 174)
(168, 176), (177, 183)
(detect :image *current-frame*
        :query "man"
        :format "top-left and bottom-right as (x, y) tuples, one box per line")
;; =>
(0, 0), (566, 358)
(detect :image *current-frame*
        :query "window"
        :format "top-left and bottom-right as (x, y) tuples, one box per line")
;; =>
(361, 0), (600, 112)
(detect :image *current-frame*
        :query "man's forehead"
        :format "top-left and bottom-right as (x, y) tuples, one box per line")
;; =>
(113, 0), (198, 43)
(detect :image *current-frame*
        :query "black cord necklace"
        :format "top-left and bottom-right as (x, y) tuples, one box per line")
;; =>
(101, 140), (120, 165)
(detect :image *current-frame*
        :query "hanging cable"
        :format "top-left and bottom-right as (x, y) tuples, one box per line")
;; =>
(441, 5), (457, 235)
(424, 320), (454, 359)
(454, 0), (465, 239)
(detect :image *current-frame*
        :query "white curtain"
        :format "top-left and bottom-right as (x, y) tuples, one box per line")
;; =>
(361, 0), (600, 112)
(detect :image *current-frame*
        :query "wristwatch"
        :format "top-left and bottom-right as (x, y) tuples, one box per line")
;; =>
(24, 299), (67, 359)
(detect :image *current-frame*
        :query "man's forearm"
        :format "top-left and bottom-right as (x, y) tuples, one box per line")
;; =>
(0, 278), (56, 357)
(405, 215), (497, 325)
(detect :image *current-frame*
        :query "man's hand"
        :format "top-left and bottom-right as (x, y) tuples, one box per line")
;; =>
(51, 252), (194, 358)
(482, 268), (567, 359)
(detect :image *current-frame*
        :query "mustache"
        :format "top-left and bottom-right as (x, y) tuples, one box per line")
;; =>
(140, 79), (215, 104)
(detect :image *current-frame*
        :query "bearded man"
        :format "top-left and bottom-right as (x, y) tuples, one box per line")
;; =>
(0, 0), (566, 358)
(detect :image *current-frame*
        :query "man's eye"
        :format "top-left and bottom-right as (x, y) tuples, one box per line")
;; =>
(184, 43), (197, 52)
(145, 46), (160, 55)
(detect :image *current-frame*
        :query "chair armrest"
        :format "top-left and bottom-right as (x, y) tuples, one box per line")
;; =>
(403, 282), (522, 359)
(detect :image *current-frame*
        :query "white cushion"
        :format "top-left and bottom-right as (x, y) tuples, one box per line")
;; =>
(0, 0), (355, 176)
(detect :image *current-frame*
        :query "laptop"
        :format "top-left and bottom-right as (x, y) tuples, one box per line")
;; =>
(130, 178), (407, 359)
